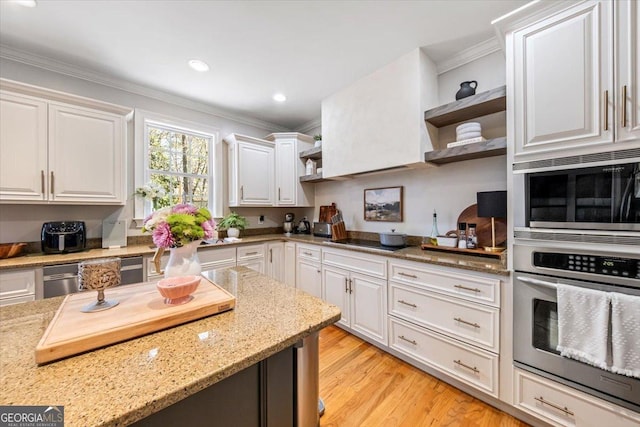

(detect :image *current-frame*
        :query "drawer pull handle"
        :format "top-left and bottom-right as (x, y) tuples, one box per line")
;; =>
(534, 396), (574, 417)
(398, 299), (417, 308)
(398, 272), (418, 279)
(398, 335), (417, 345)
(454, 317), (480, 328)
(303, 251), (313, 256)
(245, 251), (258, 256)
(454, 284), (481, 293)
(453, 359), (479, 374)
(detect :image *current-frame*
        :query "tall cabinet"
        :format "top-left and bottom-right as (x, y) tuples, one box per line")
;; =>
(0, 80), (129, 204)
(495, 0), (640, 165)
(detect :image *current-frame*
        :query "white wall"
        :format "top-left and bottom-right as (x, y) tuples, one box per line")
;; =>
(314, 156), (506, 236)
(438, 51), (506, 105)
(0, 58), (283, 244)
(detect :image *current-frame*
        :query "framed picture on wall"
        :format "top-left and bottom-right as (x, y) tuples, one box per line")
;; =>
(364, 186), (403, 222)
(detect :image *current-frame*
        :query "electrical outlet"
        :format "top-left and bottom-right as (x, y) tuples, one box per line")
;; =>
(258, 215), (264, 224)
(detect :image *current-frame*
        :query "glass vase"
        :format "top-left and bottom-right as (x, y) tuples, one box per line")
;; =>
(164, 240), (202, 278)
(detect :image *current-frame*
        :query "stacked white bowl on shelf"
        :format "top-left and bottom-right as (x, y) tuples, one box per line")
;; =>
(455, 122), (482, 141)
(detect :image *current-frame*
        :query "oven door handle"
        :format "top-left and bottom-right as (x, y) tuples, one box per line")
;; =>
(516, 276), (559, 290)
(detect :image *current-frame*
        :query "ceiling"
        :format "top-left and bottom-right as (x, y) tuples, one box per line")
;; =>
(0, 0), (528, 130)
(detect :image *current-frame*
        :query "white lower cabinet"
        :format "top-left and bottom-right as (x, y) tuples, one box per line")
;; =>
(237, 244), (266, 274)
(389, 281), (499, 353)
(145, 245), (238, 281)
(296, 244), (322, 298)
(0, 268), (36, 306)
(390, 316), (499, 397)
(514, 369), (640, 427)
(322, 247), (388, 346)
(283, 242), (296, 287)
(266, 242), (284, 282)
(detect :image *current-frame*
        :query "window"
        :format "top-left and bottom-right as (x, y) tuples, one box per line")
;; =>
(134, 110), (222, 220)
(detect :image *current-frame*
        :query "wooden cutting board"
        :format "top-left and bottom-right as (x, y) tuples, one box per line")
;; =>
(35, 277), (235, 364)
(319, 203), (337, 223)
(457, 203), (507, 248)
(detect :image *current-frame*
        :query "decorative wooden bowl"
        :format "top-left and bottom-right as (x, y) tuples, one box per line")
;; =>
(157, 275), (201, 305)
(0, 243), (27, 259)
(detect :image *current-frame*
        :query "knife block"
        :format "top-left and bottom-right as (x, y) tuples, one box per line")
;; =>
(331, 221), (347, 241)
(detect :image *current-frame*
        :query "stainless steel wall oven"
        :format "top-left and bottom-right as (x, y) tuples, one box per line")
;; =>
(513, 243), (640, 412)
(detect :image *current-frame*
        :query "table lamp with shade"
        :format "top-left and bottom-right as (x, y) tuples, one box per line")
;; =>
(477, 191), (507, 252)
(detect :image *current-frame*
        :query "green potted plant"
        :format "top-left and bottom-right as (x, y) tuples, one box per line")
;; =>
(217, 212), (248, 238)
(313, 134), (322, 148)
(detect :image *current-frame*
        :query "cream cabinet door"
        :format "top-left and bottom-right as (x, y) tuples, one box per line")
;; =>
(275, 138), (296, 206)
(283, 242), (296, 287)
(237, 141), (274, 205)
(512, 1), (613, 160)
(266, 242), (284, 282)
(296, 258), (322, 299)
(322, 265), (350, 327)
(350, 271), (387, 345)
(0, 91), (48, 201)
(616, 0), (640, 143)
(48, 102), (125, 204)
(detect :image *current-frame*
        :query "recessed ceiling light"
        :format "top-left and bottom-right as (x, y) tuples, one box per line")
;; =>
(188, 59), (210, 72)
(12, 0), (37, 7)
(273, 93), (287, 102)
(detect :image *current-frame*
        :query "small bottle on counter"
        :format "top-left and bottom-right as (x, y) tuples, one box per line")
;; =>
(429, 209), (440, 245)
(457, 223), (467, 249)
(467, 223), (477, 249)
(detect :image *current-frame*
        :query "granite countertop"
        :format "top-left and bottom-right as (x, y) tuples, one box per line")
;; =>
(0, 266), (341, 426)
(0, 233), (508, 276)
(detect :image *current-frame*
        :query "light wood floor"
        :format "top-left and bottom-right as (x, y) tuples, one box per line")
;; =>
(318, 326), (530, 427)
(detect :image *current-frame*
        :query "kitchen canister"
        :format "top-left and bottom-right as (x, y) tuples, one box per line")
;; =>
(305, 159), (317, 175)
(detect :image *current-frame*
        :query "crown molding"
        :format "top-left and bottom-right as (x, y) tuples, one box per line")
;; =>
(0, 44), (290, 132)
(296, 117), (322, 134)
(436, 37), (501, 75)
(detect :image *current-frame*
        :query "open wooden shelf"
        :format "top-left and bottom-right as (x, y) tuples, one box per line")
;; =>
(424, 85), (506, 128)
(299, 173), (325, 183)
(299, 146), (322, 160)
(424, 137), (507, 165)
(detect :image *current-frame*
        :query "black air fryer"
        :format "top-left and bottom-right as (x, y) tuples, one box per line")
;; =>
(41, 221), (86, 254)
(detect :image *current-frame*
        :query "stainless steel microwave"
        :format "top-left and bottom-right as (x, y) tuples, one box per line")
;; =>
(525, 162), (640, 231)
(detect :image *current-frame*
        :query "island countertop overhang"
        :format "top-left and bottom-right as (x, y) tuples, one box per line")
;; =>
(0, 267), (341, 427)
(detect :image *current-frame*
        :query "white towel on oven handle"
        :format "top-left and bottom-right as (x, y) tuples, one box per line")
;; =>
(556, 284), (611, 370)
(610, 292), (640, 378)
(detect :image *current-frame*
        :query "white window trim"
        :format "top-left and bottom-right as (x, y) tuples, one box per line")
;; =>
(133, 109), (223, 225)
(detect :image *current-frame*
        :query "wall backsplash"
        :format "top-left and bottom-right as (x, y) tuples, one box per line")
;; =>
(313, 155), (507, 238)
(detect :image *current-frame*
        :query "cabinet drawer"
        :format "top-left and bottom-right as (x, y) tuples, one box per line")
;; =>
(389, 259), (500, 307)
(389, 317), (498, 397)
(199, 247), (236, 265)
(389, 282), (499, 353)
(297, 244), (321, 262)
(237, 244), (265, 260)
(514, 369), (640, 427)
(322, 247), (387, 279)
(0, 269), (36, 299)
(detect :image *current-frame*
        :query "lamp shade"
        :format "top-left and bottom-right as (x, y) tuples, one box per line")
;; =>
(477, 191), (507, 218)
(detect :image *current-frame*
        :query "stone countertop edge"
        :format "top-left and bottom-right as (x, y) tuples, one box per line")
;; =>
(0, 233), (508, 276)
(0, 267), (341, 427)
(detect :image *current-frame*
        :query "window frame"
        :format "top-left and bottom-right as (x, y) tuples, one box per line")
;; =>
(134, 109), (223, 223)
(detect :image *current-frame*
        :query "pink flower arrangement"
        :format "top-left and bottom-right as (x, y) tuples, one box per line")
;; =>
(142, 204), (215, 249)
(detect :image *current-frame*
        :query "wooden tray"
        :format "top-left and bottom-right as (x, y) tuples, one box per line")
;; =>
(420, 243), (504, 259)
(457, 203), (507, 249)
(36, 277), (235, 364)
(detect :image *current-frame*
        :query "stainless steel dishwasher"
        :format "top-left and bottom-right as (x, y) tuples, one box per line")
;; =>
(43, 256), (144, 298)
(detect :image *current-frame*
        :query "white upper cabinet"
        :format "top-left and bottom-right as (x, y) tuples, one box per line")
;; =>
(225, 133), (275, 207)
(264, 132), (315, 207)
(48, 102), (125, 203)
(616, 0), (640, 143)
(496, 0), (639, 164)
(0, 91), (48, 201)
(321, 48), (438, 178)
(0, 80), (129, 204)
